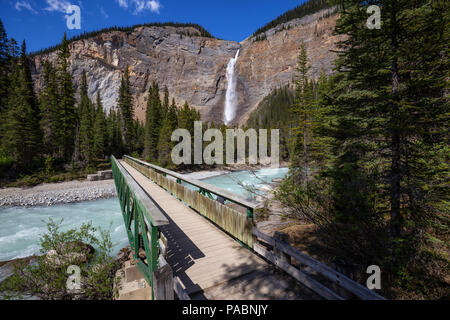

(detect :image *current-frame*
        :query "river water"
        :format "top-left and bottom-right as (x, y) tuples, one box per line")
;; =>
(0, 167), (288, 261)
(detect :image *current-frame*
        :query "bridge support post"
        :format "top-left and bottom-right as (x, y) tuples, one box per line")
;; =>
(153, 262), (174, 300)
(273, 231), (291, 265)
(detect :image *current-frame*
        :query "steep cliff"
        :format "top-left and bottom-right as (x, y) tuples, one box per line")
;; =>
(30, 8), (341, 125)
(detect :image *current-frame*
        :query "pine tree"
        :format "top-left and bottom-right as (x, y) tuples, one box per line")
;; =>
(39, 61), (59, 156)
(157, 98), (178, 167)
(0, 19), (10, 116)
(161, 86), (169, 120)
(2, 41), (42, 169)
(56, 33), (76, 161)
(113, 109), (124, 157)
(177, 101), (200, 135)
(143, 81), (162, 161)
(92, 91), (107, 159)
(117, 66), (134, 153)
(290, 44), (317, 183)
(78, 70), (94, 163)
(328, 0), (449, 236)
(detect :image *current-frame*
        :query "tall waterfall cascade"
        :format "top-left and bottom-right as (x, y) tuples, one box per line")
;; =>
(224, 49), (240, 125)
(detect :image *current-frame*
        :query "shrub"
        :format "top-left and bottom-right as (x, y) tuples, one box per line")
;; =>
(0, 219), (119, 300)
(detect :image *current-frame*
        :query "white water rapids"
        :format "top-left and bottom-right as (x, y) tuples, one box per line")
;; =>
(224, 49), (240, 125)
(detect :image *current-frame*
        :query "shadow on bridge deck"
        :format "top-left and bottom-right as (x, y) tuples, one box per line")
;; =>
(120, 160), (320, 300)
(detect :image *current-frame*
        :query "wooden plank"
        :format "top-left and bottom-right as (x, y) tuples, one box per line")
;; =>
(180, 257), (264, 282)
(184, 265), (260, 295)
(165, 242), (241, 257)
(174, 276), (191, 300)
(128, 160), (253, 247)
(153, 262), (174, 300)
(253, 228), (386, 300)
(124, 155), (258, 209)
(253, 243), (343, 300)
(119, 160), (268, 295)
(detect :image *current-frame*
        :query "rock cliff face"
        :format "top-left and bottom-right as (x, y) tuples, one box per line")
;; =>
(30, 8), (341, 125)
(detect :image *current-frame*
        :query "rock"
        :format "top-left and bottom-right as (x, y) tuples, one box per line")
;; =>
(30, 8), (340, 126)
(46, 241), (95, 268)
(115, 246), (131, 266)
(259, 185), (273, 193)
(87, 174), (100, 181)
(138, 248), (146, 259)
(99, 170), (113, 180)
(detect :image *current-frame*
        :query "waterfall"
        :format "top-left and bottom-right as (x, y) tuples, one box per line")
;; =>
(224, 49), (240, 125)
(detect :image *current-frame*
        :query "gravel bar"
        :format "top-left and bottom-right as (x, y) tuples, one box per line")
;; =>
(0, 179), (117, 208)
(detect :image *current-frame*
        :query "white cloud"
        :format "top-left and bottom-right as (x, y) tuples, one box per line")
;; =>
(14, 1), (38, 14)
(116, 0), (128, 9)
(100, 6), (109, 19)
(144, 0), (161, 14)
(44, 0), (71, 13)
(116, 0), (161, 14)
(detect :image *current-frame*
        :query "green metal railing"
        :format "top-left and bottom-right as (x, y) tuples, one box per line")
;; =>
(123, 155), (258, 248)
(111, 156), (169, 299)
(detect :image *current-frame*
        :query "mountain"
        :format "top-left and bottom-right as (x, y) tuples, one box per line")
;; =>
(30, 7), (341, 125)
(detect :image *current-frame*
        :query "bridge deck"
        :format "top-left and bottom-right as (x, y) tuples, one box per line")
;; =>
(120, 160), (268, 297)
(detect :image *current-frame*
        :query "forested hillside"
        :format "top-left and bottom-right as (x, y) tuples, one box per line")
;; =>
(0, 25), (203, 186)
(252, 1), (449, 299)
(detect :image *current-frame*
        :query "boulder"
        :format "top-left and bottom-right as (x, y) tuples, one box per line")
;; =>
(45, 241), (95, 268)
(87, 174), (100, 181)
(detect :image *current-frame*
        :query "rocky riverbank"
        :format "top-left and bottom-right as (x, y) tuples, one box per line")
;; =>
(0, 179), (117, 208)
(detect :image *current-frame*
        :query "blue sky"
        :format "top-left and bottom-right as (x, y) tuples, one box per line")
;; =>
(1, 0), (307, 53)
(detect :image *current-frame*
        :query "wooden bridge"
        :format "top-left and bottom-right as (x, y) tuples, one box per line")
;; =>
(111, 155), (385, 300)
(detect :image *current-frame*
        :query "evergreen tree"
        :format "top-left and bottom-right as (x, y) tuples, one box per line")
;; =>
(117, 66), (134, 152)
(161, 85), (169, 120)
(0, 19), (10, 116)
(92, 91), (107, 159)
(157, 98), (178, 166)
(2, 41), (42, 169)
(328, 0), (449, 237)
(143, 81), (162, 161)
(177, 101), (200, 135)
(107, 108), (123, 158)
(290, 44), (317, 183)
(56, 33), (76, 161)
(78, 70), (94, 163)
(39, 61), (59, 157)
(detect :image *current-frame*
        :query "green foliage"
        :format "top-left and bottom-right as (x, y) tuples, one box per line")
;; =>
(92, 91), (108, 160)
(0, 219), (119, 300)
(39, 61), (59, 157)
(0, 18), (12, 118)
(0, 153), (14, 178)
(78, 71), (94, 163)
(56, 33), (76, 161)
(1, 40), (42, 170)
(157, 98), (179, 167)
(247, 86), (295, 161)
(144, 81), (163, 161)
(117, 66), (134, 152)
(275, 0), (450, 299)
